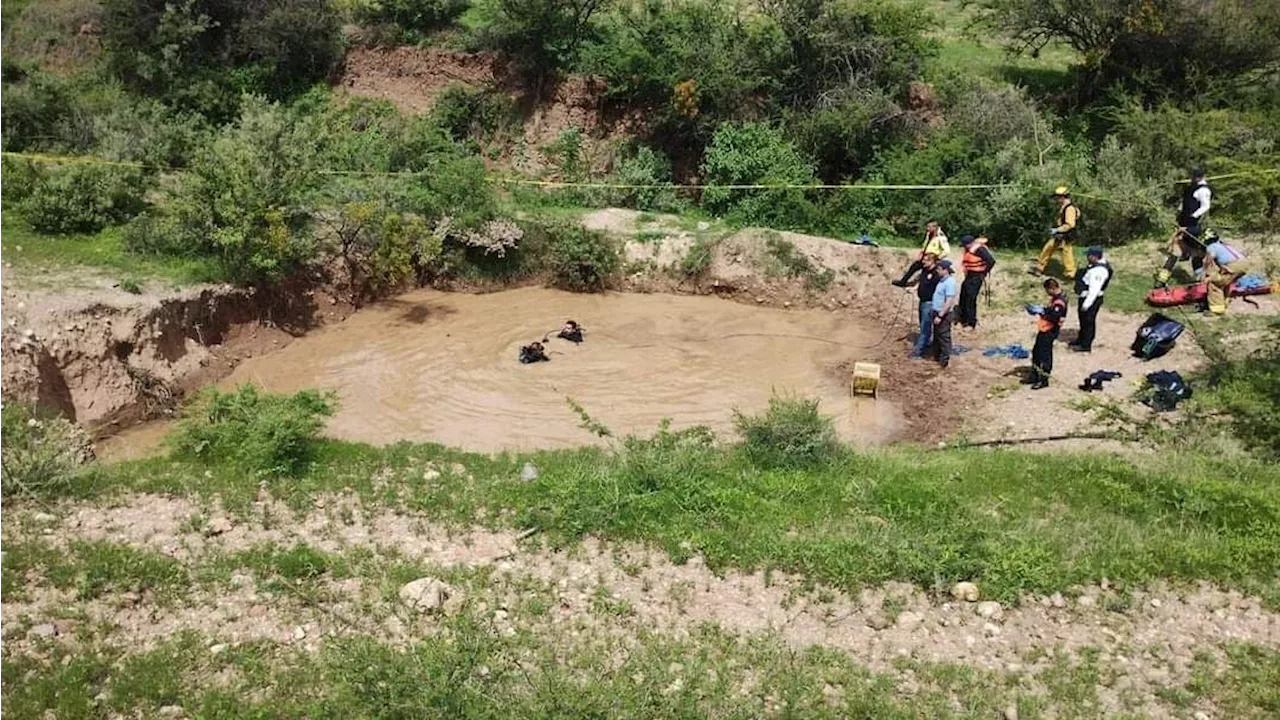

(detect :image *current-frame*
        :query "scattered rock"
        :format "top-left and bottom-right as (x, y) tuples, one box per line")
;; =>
(975, 601), (1004, 621)
(519, 462), (539, 482)
(205, 516), (234, 537)
(1049, 593), (1067, 609)
(1078, 595), (1097, 608)
(292, 626), (307, 641)
(1193, 712), (1209, 720)
(209, 644), (229, 656)
(697, 221), (710, 231)
(983, 622), (1002, 637)
(158, 705), (184, 718)
(1004, 705), (1019, 720)
(865, 614), (892, 631)
(28, 623), (57, 639)
(951, 582), (980, 602)
(399, 577), (453, 613)
(449, 462), (471, 479)
(31, 512), (57, 524)
(1150, 598), (1163, 609)
(895, 611), (923, 631)
(423, 467), (441, 482)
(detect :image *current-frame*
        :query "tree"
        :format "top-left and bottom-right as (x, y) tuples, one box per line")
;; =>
(485, 0), (608, 89)
(974, 0), (1280, 105)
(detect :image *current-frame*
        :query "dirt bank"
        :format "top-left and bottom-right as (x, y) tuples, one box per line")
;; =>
(1, 277), (354, 433)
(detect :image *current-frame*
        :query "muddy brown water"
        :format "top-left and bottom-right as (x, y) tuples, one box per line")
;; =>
(100, 288), (903, 457)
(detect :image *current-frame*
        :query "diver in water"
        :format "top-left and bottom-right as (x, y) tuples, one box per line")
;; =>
(556, 320), (584, 344)
(519, 341), (549, 364)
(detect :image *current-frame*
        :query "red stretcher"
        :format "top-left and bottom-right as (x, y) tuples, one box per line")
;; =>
(1146, 279), (1272, 307)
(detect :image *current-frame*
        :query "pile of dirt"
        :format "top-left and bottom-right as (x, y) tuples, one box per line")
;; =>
(340, 47), (504, 114)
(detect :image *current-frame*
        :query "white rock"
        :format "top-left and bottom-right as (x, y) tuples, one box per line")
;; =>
(158, 706), (184, 718)
(895, 611), (924, 631)
(865, 614), (892, 630)
(205, 516), (234, 536)
(209, 644), (229, 655)
(697, 221), (710, 231)
(1150, 598), (1163, 609)
(292, 626), (307, 641)
(950, 582), (980, 602)
(28, 623), (57, 638)
(975, 601), (1004, 621)
(1049, 592), (1067, 609)
(520, 462), (539, 482)
(1193, 712), (1209, 720)
(1078, 595), (1097, 608)
(1004, 706), (1019, 720)
(983, 622), (1002, 637)
(31, 512), (57, 524)
(423, 468), (441, 481)
(399, 577), (453, 613)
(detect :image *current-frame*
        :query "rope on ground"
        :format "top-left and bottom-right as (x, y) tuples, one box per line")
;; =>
(945, 431), (1128, 449)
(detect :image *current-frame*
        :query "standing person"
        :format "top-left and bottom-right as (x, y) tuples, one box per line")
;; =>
(1158, 168), (1213, 285)
(1033, 186), (1079, 279)
(1202, 233), (1251, 315)
(1028, 278), (1068, 390)
(931, 260), (959, 368)
(908, 253), (942, 358)
(892, 220), (950, 286)
(958, 235), (996, 329)
(1070, 247), (1112, 352)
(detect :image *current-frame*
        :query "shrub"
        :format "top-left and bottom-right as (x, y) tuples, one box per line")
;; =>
(163, 96), (324, 282)
(475, 0), (607, 87)
(19, 163), (152, 234)
(169, 385), (335, 476)
(542, 222), (620, 292)
(1193, 330), (1280, 459)
(605, 144), (684, 212)
(680, 236), (716, 278)
(431, 85), (518, 144)
(733, 395), (839, 469)
(0, 157), (42, 204)
(325, 201), (430, 304)
(101, 0), (342, 119)
(353, 0), (470, 38)
(701, 122), (818, 228)
(1, 404), (95, 498)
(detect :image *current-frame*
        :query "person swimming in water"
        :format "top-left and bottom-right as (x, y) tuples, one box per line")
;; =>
(556, 320), (584, 344)
(519, 341), (549, 364)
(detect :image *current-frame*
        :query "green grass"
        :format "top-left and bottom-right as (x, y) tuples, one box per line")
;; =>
(0, 215), (223, 288)
(56, 425), (1280, 605)
(2, 539), (190, 602)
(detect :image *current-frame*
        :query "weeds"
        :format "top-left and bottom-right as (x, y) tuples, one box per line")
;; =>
(734, 395), (839, 469)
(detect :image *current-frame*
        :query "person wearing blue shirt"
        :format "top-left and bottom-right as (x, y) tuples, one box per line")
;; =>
(1202, 234), (1252, 315)
(931, 260), (959, 368)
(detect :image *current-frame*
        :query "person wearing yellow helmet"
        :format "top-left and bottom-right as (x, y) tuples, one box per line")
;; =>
(1031, 186), (1079, 279)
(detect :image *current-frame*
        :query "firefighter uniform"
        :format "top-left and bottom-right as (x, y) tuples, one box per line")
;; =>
(1037, 188), (1079, 278)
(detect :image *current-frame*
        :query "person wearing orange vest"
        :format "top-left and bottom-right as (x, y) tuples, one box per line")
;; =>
(1027, 278), (1068, 390)
(958, 235), (996, 329)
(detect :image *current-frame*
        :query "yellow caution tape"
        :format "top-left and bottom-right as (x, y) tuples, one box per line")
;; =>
(4, 150), (1276, 193)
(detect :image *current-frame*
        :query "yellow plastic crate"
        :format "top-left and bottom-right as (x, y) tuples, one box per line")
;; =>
(851, 362), (881, 398)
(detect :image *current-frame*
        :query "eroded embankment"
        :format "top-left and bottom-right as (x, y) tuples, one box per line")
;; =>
(1, 280), (353, 433)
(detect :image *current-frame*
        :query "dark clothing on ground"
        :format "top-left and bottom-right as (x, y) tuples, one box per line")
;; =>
(932, 310), (954, 368)
(519, 345), (549, 364)
(557, 327), (583, 343)
(959, 272), (986, 328)
(1076, 296), (1102, 351)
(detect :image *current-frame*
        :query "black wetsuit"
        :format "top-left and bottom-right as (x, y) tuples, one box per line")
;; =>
(519, 346), (549, 364)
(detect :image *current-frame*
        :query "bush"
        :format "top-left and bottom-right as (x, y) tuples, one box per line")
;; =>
(353, 0), (470, 38)
(431, 85), (518, 145)
(1, 404), (95, 498)
(324, 201), (431, 304)
(160, 96), (324, 282)
(473, 0), (607, 87)
(169, 385), (335, 476)
(733, 395), (839, 469)
(542, 222), (620, 292)
(1193, 330), (1280, 459)
(701, 122), (818, 228)
(101, 0), (342, 119)
(19, 163), (152, 234)
(603, 144), (684, 212)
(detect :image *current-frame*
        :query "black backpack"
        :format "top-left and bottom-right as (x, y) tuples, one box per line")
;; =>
(1131, 313), (1184, 359)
